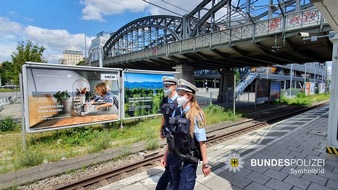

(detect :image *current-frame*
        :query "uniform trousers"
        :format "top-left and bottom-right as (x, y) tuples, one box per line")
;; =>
(155, 166), (170, 190)
(167, 153), (198, 190)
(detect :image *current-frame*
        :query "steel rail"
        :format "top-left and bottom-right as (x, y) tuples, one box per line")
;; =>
(53, 154), (163, 190)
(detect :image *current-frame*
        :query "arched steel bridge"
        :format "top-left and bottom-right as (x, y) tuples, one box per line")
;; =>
(101, 0), (332, 70)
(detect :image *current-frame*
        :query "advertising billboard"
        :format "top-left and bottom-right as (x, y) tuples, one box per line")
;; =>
(123, 70), (174, 119)
(256, 79), (270, 102)
(23, 63), (121, 133)
(305, 82), (310, 96)
(305, 82), (315, 96)
(269, 80), (281, 100)
(318, 83), (325, 94)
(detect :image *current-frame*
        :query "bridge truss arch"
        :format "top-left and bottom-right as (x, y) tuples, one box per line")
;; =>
(103, 15), (188, 58)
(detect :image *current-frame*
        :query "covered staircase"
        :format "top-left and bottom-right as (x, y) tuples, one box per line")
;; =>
(235, 71), (258, 96)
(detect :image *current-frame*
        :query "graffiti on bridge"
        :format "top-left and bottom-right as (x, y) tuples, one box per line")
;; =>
(269, 10), (318, 31)
(289, 10), (317, 25)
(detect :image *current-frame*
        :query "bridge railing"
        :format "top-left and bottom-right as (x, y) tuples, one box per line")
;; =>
(106, 8), (326, 64)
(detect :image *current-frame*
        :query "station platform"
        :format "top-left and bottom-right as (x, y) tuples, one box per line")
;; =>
(0, 103), (337, 189)
(97, 105), (338, 190)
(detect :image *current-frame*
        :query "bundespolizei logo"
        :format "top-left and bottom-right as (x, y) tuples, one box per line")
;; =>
(224, 152), (244, 172)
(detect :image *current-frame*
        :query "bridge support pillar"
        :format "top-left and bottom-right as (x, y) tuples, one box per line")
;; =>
(217, 69), (234, 106)
(173, 64), (195, 84)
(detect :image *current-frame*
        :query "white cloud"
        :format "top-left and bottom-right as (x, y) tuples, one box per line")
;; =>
(79, 0), (205, 21)
(24, 26), (93, 63)
(0, 43), (16, 62)
(0, 17), (93, 64)
(0, 17), (24, 62)
(0, 17), (22, 35)
(80, 0), (229, 23)
(80, 0), (148, 21)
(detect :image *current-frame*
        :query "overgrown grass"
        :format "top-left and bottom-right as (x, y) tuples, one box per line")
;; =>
(15, 147), (45, 168)
(276, 93), (330, 106)
(146, 139), (159, 151)
(0, 105), (239, 174)
(0, 117), (20, 132)
(205, 104), (242, 124)
(87, 131), (112, 153)
(0, 89), (20, 93)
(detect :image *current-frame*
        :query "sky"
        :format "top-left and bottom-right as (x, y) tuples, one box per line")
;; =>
(0, 0), (202, 64)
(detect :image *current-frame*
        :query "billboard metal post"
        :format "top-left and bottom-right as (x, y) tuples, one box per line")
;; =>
(289, 64), (293, 96)
(233, 75), (236, 116)
(254, 80), (257, 108)
(304, 64), (307, 88)
(119, 71), (124, 129)
(19, 73), (27, 150)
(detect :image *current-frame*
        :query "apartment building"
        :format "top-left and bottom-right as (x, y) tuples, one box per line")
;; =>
(60, 50), (84, 66)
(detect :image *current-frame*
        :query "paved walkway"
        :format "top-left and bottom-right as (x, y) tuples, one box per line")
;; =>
(98, 106), (338, 190)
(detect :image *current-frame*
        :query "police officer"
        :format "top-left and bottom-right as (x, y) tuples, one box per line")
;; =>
(163, 79), (211, 190)
(156, 76), (178, 190)
(160, 76), (178, 138)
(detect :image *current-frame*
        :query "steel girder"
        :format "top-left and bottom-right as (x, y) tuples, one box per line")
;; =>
(103, 15), (185, 58)
(103, 0), (314, 59)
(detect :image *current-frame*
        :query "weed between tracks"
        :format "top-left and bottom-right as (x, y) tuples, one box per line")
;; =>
(276, 93), (330, 106)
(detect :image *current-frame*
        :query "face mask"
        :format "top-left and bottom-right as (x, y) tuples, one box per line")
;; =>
(164, 87), (172, 96)
(177, 95), (189, 106)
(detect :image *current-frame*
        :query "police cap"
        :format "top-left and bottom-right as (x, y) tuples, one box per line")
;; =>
(162, 76), (178, 85)
(177, 79), (199, 94)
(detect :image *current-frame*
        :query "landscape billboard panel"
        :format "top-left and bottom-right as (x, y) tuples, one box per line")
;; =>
(123, 70), (175, 119)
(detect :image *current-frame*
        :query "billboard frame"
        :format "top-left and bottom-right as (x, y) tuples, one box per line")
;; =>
(22, 62), (122, 133)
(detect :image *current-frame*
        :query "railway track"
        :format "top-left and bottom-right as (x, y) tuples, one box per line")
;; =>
(52, 102), (328, 190)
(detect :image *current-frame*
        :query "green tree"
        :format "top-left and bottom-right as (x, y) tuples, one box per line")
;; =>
(77, 60), (86, 65)
(11, 40), (46, 73)
(0, 61), (19, 85)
